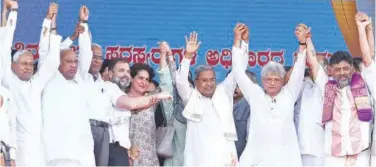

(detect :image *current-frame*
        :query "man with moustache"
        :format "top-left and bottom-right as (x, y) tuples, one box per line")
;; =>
(176, 31), (238, 166)
(319, 13), (374, 166)
(0, 1), (62, 165)
(77, 30), (171, 166)
(104, 58), (172, 166)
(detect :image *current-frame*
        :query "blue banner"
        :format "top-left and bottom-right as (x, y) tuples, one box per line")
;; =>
(12, 0), (374, 82)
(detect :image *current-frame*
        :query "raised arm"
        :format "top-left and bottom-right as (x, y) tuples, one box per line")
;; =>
(165, 43), (178, 85)
(285, 24), (308, 101)
(306, 36), (328, 90)
(365, 17), (374, 58)
(356, 12), (373, 67)
(232, 23), (265, 104)
(157, 41), (174, 122)
(34, 32), (63, 90)
(176, 32), (201, 103)
(1, 1), (18, 88)
(38, 3), (57, 69)
(59, 23), (82, 50)
(104, 82), (172, 111)
(77, 6), (93, 79)
(222, 24), (250, 96)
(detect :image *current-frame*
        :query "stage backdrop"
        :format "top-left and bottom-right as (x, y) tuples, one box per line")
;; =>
(11, 0), (375, 82)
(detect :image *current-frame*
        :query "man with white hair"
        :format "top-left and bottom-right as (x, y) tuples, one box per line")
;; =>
(0, 1), (62, 165)
(176, 31), (238, 166)
(232, 23), (308, 166)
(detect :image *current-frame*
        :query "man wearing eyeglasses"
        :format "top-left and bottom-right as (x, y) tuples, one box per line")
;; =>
(232, 23), (308, 166)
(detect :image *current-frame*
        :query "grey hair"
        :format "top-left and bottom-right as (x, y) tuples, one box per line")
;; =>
(91, 43), (103, 52)
(13, 50), (32, 63)
(194, 65), (215, 79)
(261, 61), (285, 78)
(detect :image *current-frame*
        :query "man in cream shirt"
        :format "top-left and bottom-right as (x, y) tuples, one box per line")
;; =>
(176, 31), (238, 166)
(0, 1), (61, 165)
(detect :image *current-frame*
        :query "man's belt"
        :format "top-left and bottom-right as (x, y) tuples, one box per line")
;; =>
(90, 119), (109, 128)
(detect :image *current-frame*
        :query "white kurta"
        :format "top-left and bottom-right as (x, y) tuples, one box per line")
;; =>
(176, 57), (237, 166)
(0, 86), (16, 160)
(0, 12), (62, 166)
(360, 61), (376, 166)
(232, 45), (306, 166)
(41, 73), (94, 166)
(41, 23), (94, 166)
(297, 67), (327, 164)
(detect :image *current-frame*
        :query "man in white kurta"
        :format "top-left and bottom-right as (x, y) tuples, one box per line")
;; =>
(0, 3), (62, 165)
(41, 14), (95, 165)
(176, 32), (238, 166)
(296, 38), (327, 166)
(356, 12), (376, 166)
(233, 38), (306, 166)
(0, 86), (16, 165)
(360, 61), (376, 166)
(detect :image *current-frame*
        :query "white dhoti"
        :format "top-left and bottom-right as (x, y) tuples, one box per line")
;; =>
(324, 149), (370, 167)
(16, 140), (45, 166)
(301, 154), (324, 166)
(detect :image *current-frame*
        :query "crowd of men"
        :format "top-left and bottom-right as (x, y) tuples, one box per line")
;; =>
(0, 0), (375, 166)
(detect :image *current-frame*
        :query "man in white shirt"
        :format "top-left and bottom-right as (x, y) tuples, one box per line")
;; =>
(0, 87), (16, 166)
(0, 1), (61, 165)
(176, 31), (238, 166)
(319, 12), (374, 166)
(356, 11), (376, 166)
(295, 28), (327, 166)
(41, 5), (95, 166)
(233, 23), (307, 166)
(105, 58), (171, 166)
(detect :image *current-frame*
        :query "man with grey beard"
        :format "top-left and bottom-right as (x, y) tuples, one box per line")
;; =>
(104, 58), (172, 166)
(107, 59), (130, 91)
(321, 50), (373, 166)
(81, 55), (171, 166)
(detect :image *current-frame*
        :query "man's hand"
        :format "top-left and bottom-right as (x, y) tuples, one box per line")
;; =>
(10, 160), (15, 166)
(184, 31), (201, 59)
(46, 3), (58, 20)
(355, 12), (371, 30)
(295, 23), (310, 43)
(159, 41), (172, 56)
(70, 23), (85, 41)
(4, 0), (17, 10)
(79, 5), (89, 21)
(241, 26), (250, 42)
(233, 23), (248, 47)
